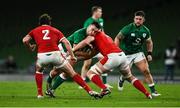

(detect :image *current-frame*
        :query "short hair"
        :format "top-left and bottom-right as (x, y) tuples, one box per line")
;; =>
(39, 13), (52, 25)
(91, 6), (102, 13)
(134, 11), (145, 17)
(91, 21), (101, 29)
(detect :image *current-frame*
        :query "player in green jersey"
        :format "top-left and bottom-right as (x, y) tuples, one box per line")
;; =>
(45, 26), (98, 97)
(114, 11), (161, 97)
(81, 6), (113, 89)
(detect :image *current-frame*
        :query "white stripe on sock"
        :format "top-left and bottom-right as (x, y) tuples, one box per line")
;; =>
(131, 78), (138, 84)
(148, 83), (155, 87)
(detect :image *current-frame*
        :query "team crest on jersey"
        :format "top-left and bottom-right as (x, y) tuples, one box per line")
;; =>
(100, 22), (103, 26)
(142, 33), (147, 38)
(131, 33), (135, 37)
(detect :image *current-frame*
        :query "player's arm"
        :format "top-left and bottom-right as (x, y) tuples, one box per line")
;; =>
(22, 35), (36, 52)
(73, 36), (95, 52)
(74, 48), (98, 60)
(114, 32), (124, 46)
(73, 41), (98, 60)
(61, 38), (77, 62)
(146, 37), (153, 61)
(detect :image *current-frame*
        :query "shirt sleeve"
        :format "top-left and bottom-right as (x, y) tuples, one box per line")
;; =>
(57, 30), (65, 42)
(120, 25), (130, 37)
(83, 20), (90, 28)
(145, 27), (151, 40)
(73, 32), (81, 44)
(28, 30), (34, 38)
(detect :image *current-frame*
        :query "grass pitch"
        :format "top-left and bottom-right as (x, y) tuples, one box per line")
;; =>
(0, 81), (179, 107)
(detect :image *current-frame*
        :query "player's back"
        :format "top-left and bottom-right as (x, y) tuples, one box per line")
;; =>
(94, 32), (122, 56)
(29, 25), (64, 53)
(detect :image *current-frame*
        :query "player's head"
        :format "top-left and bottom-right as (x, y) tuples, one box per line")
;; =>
(86, 22), (101, 36)
(39, 13), (52, 25)
(134, 11), (145, 26)
(92, 6), (102, 19)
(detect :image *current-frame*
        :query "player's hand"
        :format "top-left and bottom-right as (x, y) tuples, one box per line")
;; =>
(88, 43), (93, 49)
(29, 44), (36, 52)
(70, 56), (77, 63)
(147, 55), (152, 62)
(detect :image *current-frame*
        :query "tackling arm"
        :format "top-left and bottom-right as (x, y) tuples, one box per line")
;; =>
(61, 38), (76, 59)
(74, 48), (98, 60)
(73, 36), (95, 52)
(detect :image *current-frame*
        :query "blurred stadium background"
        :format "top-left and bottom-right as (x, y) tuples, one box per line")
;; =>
(0, 0), (180, 81)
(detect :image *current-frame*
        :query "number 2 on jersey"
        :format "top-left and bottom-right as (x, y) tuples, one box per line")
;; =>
(42, 30), (50, 40)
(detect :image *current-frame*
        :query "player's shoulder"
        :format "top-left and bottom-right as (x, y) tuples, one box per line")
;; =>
(86, 17), (93, 21)
(83, 17), (93, 27)
(142, 25), (150, 32)
(84, 17), (93, 23)
(126, 23), (134, 28)
(98, 18), (104, 22)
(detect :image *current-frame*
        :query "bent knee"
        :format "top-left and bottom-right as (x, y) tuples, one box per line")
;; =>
(142, 69), (151, 75)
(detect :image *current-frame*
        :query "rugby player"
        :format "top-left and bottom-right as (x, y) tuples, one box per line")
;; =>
(22, 14), (100, 99)
(114, 11), (161, 97)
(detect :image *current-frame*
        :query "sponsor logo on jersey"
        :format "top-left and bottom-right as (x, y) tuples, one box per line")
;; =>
(131, 33), (135, 37)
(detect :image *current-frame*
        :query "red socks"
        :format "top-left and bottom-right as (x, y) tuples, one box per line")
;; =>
(35, 73), (43, 96)
(132, 79), (150, 97)
(91, 74), (107, 89)
(72, 74), (91, 92)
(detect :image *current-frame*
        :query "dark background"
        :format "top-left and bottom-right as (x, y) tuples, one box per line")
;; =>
(0, 0), (180, 75)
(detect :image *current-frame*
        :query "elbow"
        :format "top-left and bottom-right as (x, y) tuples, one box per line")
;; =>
(22, 37), (28, 44)
(64, 41), (70, 46)
(114, 37), (118, 42)
(114, 37), (119, 45)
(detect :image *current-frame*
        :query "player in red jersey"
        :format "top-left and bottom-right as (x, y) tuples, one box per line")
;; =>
(22, 14), (100, 99)
(73, 22), (152, 99)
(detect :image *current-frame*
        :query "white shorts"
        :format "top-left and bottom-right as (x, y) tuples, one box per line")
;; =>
(93, 53), (104, 59)
(37, 51), (68, 69)
(90, 52), (129, 74)
(126, 52), (146, 67)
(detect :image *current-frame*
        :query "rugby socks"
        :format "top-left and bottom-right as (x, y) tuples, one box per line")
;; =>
(51, 74), (66, 90)
(47, 75), (53, 84)
(148, 83), (156, 93)
(132, 78), (150, 97)
(90, 74), (107, 89)
(72, 74), (91, 92)
(35, 72), (43, 96)
(102, 73), (108, 84)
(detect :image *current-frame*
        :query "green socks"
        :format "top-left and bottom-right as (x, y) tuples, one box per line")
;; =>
(51, 75), (66, 90)
(102, 73), (108, 84)
(47, 75), (53, 84)
(149, 83), (156, 93)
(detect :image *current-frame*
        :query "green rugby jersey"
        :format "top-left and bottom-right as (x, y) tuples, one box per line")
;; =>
(62, 28), (87, 52)
(84, 17), (104, 29)
(119, 23), (151, 54)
